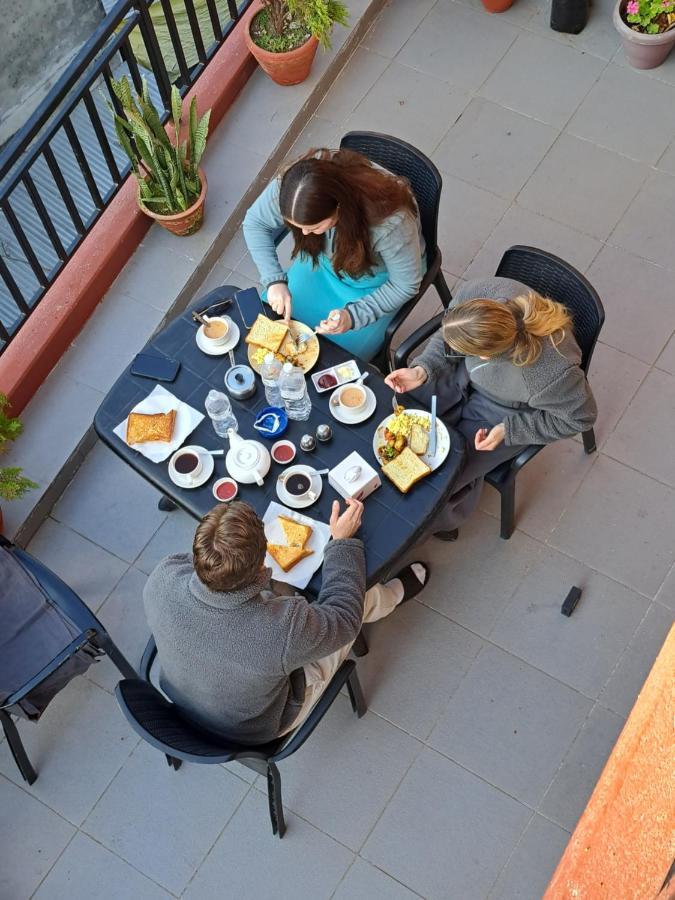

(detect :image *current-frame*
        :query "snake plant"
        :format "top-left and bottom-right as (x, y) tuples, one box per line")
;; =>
(109, 76), (210, 215)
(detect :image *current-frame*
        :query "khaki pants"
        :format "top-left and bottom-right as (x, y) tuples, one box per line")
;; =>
(281, 581), (402, 734)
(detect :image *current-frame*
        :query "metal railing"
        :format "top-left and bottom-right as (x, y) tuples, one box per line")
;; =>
(0, 0), (251, 354)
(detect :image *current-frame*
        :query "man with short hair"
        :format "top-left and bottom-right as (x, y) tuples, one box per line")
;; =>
(143, 498), (427, 744)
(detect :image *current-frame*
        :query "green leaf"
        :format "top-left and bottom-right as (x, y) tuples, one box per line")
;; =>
(189, 97), (198, 161)
(138, 95), (171, 149)
(175, 188), (187, 211)
(171, 85), (182, 134)
(191, 109), (211, 170)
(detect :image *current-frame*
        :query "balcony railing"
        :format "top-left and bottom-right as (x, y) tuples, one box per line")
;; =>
(0, 0), (251, 355)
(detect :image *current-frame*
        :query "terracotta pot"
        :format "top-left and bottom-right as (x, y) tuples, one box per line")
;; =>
(480, 0), (514, 12)
(613, 0), (675, 68)
(139, 169), (207, 236)
(244, 13), (319, 85)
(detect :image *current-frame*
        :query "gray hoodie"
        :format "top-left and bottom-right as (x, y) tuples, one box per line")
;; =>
(143, 538), (366, 744)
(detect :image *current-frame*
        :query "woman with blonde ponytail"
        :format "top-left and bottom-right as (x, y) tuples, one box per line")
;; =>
(386, 276), (596, 539)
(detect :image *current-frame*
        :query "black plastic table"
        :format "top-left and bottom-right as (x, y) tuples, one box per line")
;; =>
(94, 285), (466, 593)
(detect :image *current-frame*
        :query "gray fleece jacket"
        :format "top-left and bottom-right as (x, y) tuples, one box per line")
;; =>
(143, 538), (365, 744)
(412, 277), (597, 446)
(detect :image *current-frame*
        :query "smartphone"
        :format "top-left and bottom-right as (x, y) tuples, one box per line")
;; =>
(234, 287), (265, 328)
(130, 352), (181, 383)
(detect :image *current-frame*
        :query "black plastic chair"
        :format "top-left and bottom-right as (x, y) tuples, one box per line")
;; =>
(273, 131), (453, 371)
(114, 637), (367, 838)
(393, 246), (605, 540)
(0, 536), (137, 784)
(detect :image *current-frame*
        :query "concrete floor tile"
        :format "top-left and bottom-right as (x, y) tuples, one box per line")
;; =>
(83, 742), (248, 895)
(582, 342), (649, 448)
(489, 546), (650, 697)
(456, 0), (545, 26)
(656, 331), (675, 375)
(488, 814), (570, 900)
(184, 790), (353, 900)
(539, 704), (625, 831)
(655, 563), (675, 612)
(428, 644), (592, 807)
(656, 137), (675, 175)
(112, 240), (201, 314)
(333, 858), (420, 900)
(287, 115), (341, 158)
(526, 0), (621, 60)
(438, 175), (510, 276)
(363, 0), (436, 58)
(611, 171), (675, 268)
(134, 510), (196, 574)
(0, 776), (75, 900)
(362, 747), (531, 900)
(196, 261), (235, 297)
(481, 32), (605, 128)
(316, 46), (390, 124)
(33, 832), (172, 900)
(518, 133), (648, 240)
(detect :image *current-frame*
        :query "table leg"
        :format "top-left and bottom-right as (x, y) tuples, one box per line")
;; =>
(158, 496), (178, 512)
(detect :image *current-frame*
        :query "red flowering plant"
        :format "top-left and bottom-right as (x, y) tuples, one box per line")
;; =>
(625, 0), (675, 33)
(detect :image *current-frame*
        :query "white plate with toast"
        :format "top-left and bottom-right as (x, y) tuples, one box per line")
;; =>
(245, 315), (320, 374)
(372, 408), (450, 473)
(262, 501), (331, 589)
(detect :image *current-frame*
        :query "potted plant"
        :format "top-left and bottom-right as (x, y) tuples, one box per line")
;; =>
(480, 0), (514, 12)
(613, 0), (675, 68)
(245, 0), (349, 86)
(0, 394), (37, 533)
(109, 77), (211, 235)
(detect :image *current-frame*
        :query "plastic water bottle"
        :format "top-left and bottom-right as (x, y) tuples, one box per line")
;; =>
(279, 362), (311, 421)
(260, 353), (285, 408)
(205, 390), (239, 438)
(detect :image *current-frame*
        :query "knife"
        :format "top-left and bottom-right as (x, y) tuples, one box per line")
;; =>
(428, 394), (437, 458)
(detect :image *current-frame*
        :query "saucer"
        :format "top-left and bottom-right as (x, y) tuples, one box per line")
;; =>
(196, 321), (240, 356)
(329, 385), (377, 425)
(168, 445), (215, 489)
(276, 464), (323, 509)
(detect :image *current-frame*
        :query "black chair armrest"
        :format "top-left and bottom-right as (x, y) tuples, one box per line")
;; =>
(140, 636), (157, 682)
(393, 312), (444, 369)
(1, 633), (94, 709)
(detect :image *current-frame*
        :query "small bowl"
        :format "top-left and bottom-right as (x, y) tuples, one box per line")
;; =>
(212, 477), (238, 503)
(253, 406), (288, 439)
(271, 439), (296, 465)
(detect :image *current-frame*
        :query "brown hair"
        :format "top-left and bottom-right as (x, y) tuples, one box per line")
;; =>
(442, 291), (573, 367)
(193, 501), (267, 592)
(278, 148), (417, 278)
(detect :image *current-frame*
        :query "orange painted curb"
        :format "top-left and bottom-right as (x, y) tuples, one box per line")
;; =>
(0, 2), (261, 417)
(544, 623), (675, 900)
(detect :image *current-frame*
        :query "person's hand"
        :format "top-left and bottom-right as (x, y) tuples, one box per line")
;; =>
(385, 366), (428, 393)
(267, 283), (292, 322)
(475, 423), (505, 451)
(329, 498), (364, 541)
(316, 308), (351, 335)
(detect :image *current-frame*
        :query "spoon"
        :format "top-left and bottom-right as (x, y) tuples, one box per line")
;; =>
(193, 311), (209, 327)
(204, 449), (224, 456)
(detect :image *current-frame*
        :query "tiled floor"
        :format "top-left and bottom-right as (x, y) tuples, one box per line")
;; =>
(3, 0), (675, 897)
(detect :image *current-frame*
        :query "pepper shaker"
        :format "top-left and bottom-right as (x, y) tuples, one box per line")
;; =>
(316, 423), (332, 442)
(300, 433), (316, 452)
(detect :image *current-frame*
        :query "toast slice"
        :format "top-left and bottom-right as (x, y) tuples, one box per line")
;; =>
(267, 543), (314, 573)
(278, 515), (312, 548)
(126, 409), (176, 445)
(245, 314), (289, 353)
(382, 446), (431, 493)
(409, 423), (430, 456)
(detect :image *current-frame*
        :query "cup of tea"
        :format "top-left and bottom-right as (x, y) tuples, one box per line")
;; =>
(212, 477), (238, 503)
(271, 439), (296, 465)
(201, 316), (231, 348)
(281, 470), (315, 500)
(337, 383), (367, 418)
(172, 448), (203, 482)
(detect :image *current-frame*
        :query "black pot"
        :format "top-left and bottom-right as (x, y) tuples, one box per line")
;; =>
(550, 0), (588, 33)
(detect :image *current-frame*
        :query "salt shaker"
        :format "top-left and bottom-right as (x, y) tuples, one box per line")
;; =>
(300, 433), (316, 452)
(316, 423), (332, 442)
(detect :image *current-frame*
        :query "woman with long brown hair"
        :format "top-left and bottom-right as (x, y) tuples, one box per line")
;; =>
(385, 276), (597, 538)
(243, 148), (425, 361)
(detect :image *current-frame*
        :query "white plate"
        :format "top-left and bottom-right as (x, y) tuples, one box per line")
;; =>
(168, 445), (215, 489)
(262, 501), (332, 589)
(114, 384), (204, 463)
(196, 321), (240, 356)
(275, 464), (323, 509)
(372, 409), (450, 471)
(329, 385), (377, 425)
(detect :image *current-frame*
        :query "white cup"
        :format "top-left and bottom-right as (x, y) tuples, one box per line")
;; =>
(201, 315), (231, 348)
(171, 448), (203, 483)
(337, 383), (367, 417)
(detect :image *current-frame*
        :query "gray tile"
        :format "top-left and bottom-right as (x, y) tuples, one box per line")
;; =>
(429, 644), (592, 807)
(27, 517), (128, 614)
(259, 696), (420, 850)
(419, 510), (541, 635)
(88, 568), (150, 692)
(286, 115), (341, 158)
(197, 261), (235, 297)
(604, 369), (675, 487)
(0, 776), (75, 900)
(489, 814), (570, 900)
(433, 99), (557, 200)
(52, 442), (166, 563)
(134, 510), (196, 574)
(215, 231), (248, 272)
(334, 858), (420, 900)
(567, 63), (675, 163)
(550, 455), (675, 596)
(526, 0), (621, 60)
(462, 203), (603, 283)
(363, 0), (437, 58)
(611, 171), (675, 268)
(83, 742), (248, 895)
(184, 789), (353, 900)
(356, 598), (482, 739)
(33, 832), (172, 900)
(0, 679), (137, 826)
(227, 268), (262, 293)
(656, 331), (675, 375)
(489, 546), (650, 697)
(655, 563), (675, 612)
(397, 2), (518, 91)
(316, 46), (390, 124)
(481, 32), (605, 127)
(585, 245), (675, 365)
(438, 175), (510, 276)
(539, 705), (625, 831)
(599, 601), (674, 716)
(582, 342), (649, 448)
(112, 238), (200, 314)
(344, 61), (471, 155)
(518, 133), (648, 240)
(656, 138), (675, 175)
(455, 0), (545, 26)
(362, 747), (531, 900)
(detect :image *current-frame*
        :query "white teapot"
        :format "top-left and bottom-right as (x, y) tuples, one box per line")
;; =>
(225, 429), (271, 486)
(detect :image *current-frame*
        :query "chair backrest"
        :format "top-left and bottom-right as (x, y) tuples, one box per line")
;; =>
(339, 131), (442, 256)
(495, 245), (605, 373)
